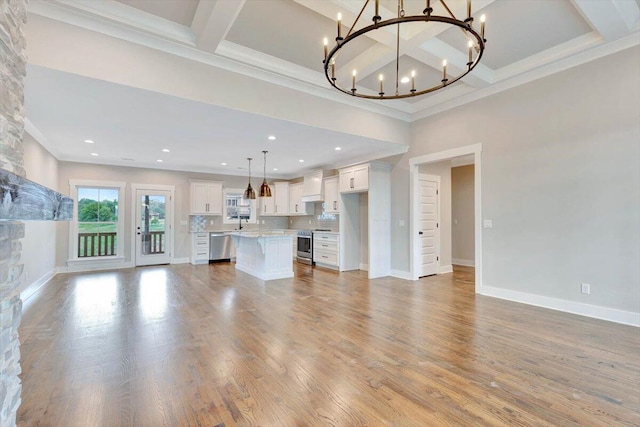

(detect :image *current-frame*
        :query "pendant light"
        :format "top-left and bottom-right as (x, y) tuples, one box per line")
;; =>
(259, 150), (272, 197)
(244, 157), (256, 200)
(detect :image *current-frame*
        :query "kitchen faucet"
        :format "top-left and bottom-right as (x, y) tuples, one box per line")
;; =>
(238, 216), (248, 230)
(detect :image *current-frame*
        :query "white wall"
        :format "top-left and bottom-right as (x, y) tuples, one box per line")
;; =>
(452, 165), (475, 265)
(21, 132), (60, 298)
(391, 46), (640, 317)
(419, 162), (452, 270)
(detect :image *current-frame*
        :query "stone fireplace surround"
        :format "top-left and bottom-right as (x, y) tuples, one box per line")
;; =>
(1, 1), (28, 426)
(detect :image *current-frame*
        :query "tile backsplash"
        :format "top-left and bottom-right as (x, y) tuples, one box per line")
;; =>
(190, 202), (338, 232)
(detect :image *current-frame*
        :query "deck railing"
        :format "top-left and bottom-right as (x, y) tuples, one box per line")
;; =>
(78, 232), (117, 257)
(144, 231), (165, 254)
(78, 231), (165, 257)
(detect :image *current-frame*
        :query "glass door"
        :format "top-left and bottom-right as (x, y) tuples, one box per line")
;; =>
(135, 189), (171, 266)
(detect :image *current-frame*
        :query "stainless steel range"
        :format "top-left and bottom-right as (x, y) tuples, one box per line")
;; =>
(296, 230), (313, 265)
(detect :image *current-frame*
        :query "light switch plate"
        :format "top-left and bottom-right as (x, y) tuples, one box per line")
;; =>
(179, 220), (187, 226)
(483, 220), (493, 228)
(399, 220), (405, 227)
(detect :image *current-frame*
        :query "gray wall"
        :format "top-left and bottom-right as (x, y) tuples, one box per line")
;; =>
(21, 132), (60, 295)
(452, 165), (475, 264)
(391, 45), (640, 314)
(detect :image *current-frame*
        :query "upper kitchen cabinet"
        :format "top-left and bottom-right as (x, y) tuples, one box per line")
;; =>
(289, 182), (312, 216)
(339, 164), (369, 193)
(260, 182), (289, 216)
(190, 180), (223, 215)
(301, 170), (323, 203)
(323, 176), (339, 214)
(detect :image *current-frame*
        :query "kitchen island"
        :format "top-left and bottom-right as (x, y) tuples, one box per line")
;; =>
(228, 231), (293, 280)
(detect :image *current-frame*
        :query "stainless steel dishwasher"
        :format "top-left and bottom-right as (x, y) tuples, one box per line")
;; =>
(209, 232), (233, 262)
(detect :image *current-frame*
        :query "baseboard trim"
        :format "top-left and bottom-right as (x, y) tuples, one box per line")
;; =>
(21, 268), (59, 304)
(61, 260), (134, 273)
(478, 285), (640, 327)
(171, 257), (190, 264)
(452, 258), (475, 267)
(390, 269), (413, 281)
(439, 264), (453, 274)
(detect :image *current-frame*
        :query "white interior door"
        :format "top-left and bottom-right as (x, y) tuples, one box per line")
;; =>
(135, 188), (172, 266)
(419, 174), (440, 277)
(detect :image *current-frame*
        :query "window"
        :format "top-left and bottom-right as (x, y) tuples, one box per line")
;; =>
(69, 180), (126, 261)
(223, 188), (257, 225)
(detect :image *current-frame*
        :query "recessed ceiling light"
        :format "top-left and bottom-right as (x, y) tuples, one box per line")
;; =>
(273, 168), (278, 171)
(335, 146), (342, 151)
(84, 139), (94, 144)
(299, 159), (304, 163)
(90, 152), (98, 156)
(268, 135), (276, 140)
(400, 76), (410, 84)
(162, 148), (170, 153)
(221, 162), (227, 166)
(157, 159), (163, 163)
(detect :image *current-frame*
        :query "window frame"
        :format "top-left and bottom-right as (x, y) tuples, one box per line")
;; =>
(222, 187), (257, 225)
(68, 179), (126, 263)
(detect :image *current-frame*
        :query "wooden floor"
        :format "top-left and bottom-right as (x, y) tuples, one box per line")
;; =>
(17, 263), (640, 427)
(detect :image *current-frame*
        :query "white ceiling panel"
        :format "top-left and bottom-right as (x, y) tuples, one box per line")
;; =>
(25, 65), (406, 177)
(438, 0), (593, 70)
(116, 0), (199, 26)
(227, 0), (377, 72)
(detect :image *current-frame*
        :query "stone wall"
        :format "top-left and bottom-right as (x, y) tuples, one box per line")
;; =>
(0, 1), (27, 426)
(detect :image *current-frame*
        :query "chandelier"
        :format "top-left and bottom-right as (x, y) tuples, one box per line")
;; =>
(322, 0), (487, 100)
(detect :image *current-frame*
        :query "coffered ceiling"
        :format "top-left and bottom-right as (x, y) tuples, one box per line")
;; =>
(24, 0), (640, 177)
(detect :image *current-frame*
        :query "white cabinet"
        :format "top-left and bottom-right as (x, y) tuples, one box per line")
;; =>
(301, 170), (324, 202)
(314, 232), (339, 269)
(190, 181), (223, 215)
(339, 164), (369, 193)
(260, 192), (275, 215)
(289, 183), (312, 215)
(274, 182), (289, 215)
(323, 176), (339, 214)
(190, 232), (209, 265)
(259, 182), (289, 216)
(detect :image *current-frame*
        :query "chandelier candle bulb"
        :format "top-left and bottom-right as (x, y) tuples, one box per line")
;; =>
(468, 40), (473, 65)
(374, 0), (380, 22)
(331, 59), (336, 80)
(442, 59), (447, 82)
(337, 13), (343, 41)
(379, 74), (384, 95)
(467, 0), (471, 20)
(480, 14), (486, 39)
(352, 70), (357, 91)
(323, 38), (328, 61)
(411, 70), (416, 92)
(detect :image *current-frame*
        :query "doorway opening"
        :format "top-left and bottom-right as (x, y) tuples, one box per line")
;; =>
(409, 143), (482, 292)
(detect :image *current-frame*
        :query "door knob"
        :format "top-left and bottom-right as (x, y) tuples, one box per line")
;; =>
(419, 231), (423, 235)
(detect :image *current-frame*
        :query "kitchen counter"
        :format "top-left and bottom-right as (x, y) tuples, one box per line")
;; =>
(228, 232), (293, 280)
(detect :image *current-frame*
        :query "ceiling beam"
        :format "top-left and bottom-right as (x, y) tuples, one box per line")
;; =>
(191, 0), (246, 53)
(571, 0), (639, 41)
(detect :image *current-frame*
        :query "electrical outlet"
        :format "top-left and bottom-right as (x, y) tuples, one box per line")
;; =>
(483, 219), (493, 228)
(399, 220), (405, 227)
(581, 283), (591, 294)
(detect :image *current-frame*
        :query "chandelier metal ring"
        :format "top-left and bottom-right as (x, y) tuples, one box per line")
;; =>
(323, 3), (487, 100)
